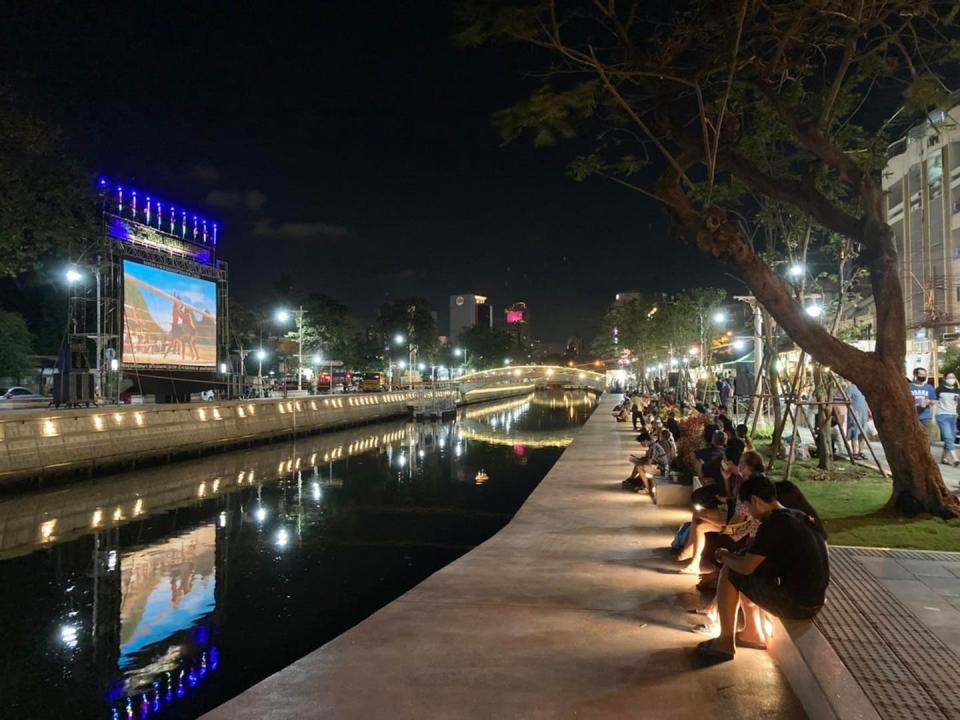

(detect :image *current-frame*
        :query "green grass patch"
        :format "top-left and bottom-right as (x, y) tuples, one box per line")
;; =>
(756, 442), (960, 552)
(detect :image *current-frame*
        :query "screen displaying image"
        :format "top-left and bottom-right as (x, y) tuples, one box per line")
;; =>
(123, 260), (217, 367)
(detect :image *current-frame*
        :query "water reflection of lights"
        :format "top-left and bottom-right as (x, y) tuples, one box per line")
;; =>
(275, 527), (290, 549)
(107, 549), (118, 571)
(59, 623), (79, 648)
(255, 507), (267, 523)
(457, 426), (575, 449)
(312, 482), (322, 502)
(218, 512), (228, 528)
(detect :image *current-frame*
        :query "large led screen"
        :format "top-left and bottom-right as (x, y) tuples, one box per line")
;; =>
(123, 260), (218, 367)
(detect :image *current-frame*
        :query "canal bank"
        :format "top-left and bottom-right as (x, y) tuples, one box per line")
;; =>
(0, 386), (535, 487)
(203, 394), (803, 719)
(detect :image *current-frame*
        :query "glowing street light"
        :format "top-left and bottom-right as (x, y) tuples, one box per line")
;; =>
(275, 306), (307, 391)
(688, 347), (699, 356)
(732, 339), (746, 351)
(312, 354), (322, 366)
(805, 305), (823, 318)
(394, 333), (405, 346)
(65, 268), (83, 284)
(504, 358), (512, 366)
(255, 348), (268, 388)
(788, 263), (805, 279)
(712, 311), (727, 324)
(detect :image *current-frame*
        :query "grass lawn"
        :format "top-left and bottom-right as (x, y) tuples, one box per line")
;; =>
(757, 443), (960, 552)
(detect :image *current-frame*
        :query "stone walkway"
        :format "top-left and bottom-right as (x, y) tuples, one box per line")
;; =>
(202, 395), (803, 719)
(822, 546), (960, 719)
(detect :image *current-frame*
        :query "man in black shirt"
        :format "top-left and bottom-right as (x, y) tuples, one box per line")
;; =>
(696, 475), (829, 662)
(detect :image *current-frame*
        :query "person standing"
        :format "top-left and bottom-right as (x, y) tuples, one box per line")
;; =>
(846, 383), (869, 460)
(936, 373), (960, 467)
(631, 393), (642, 431)
(909, 367), (938, 444)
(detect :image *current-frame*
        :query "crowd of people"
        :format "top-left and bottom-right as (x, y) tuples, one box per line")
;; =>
(612, 389), (830, 663)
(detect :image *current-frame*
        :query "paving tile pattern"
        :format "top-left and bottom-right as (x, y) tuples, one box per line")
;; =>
(816, 547), (960, 719)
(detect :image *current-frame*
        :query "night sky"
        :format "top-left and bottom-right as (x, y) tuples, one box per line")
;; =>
(1, 1), (726, 347)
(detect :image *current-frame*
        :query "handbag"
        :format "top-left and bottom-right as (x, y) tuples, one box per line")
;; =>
(671, 522), (691, 550)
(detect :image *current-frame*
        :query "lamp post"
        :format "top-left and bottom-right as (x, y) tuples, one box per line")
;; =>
(389, 334), (405, 390)
(276, 306), (306, 391)
(256, 349), (267, 395)
(454, 347), (467, 376)
(65, 264), (104, 401)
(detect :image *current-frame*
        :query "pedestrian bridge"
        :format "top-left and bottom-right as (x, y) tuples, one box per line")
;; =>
(456, 365), (605, 402)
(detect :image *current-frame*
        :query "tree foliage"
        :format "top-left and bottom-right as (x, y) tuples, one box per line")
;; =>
(458, 324), (515, 369)
(0, 91), (97, 276)
(461, 0), (960, 515)
(0, 310), (34, 380)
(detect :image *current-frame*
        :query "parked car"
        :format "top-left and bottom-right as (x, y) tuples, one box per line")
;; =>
(0, 386), (46, 402)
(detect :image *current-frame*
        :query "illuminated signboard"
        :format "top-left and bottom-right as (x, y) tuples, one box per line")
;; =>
(123, 260), (218, 367)
(506, 310), (525, 324)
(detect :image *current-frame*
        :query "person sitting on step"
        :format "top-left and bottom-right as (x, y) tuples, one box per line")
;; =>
(695, 475), (830, 663)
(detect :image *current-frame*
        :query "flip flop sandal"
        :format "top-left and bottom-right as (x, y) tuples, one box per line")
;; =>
(691, 623), (716, 635)
(735, 633), (767, 650)
(695, 639), (734, 662)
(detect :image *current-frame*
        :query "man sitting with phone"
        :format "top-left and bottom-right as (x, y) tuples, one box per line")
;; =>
(696, 475), (830, 662)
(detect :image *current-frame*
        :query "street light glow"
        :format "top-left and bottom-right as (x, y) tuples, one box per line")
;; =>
(394, 334), (405, 345)
(65, 268), (83, 284)
(805, 305), (823, 318)
(256, 349), (267, 361)
(275, 309), (291, 323)
(688, 347), (699, 356)
(504, 358), (511, 366)
(712, 311), (727, 324)
(312, 354), (322, 365)
(788, 263), (805, 278)
(454, 347), (463, 357)
(732, 339), (746, 351)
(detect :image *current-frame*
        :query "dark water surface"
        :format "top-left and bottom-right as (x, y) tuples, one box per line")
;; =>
(0, 390), (597, 719)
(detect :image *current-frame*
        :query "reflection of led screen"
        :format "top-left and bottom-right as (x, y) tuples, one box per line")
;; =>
(119, 525), (216, 684)
(506, 310), (524, 324)
(123, 260), (217, 367)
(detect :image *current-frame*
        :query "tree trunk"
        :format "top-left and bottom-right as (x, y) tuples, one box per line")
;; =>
(860, 361), (957, 517)
(763, 309), (784, 457)
(815, 365), (832, 471)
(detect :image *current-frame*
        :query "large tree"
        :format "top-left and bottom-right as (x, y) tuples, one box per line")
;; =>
(0, 91), (96, 276)
(0, 310), (34, 381)
(462, 0), (960, 516)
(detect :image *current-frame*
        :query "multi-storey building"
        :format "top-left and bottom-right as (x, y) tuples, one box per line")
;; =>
(449, 294), (493, 342)
(884, 106), (960, 344)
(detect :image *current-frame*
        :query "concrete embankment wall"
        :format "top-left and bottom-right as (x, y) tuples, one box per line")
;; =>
(0, 387), (530, 484)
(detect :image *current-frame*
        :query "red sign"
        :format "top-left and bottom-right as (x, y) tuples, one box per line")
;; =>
(506, 310), (525, 324)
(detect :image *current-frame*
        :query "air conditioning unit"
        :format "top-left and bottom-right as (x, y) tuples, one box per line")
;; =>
(943, 332), (959, 342)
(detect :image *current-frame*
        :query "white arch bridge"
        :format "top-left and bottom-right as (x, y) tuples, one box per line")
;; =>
(455, 365), (606, 403)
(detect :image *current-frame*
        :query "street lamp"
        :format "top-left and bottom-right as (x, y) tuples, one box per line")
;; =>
(275, 306), (306, 391)
(732, 339), (746, 351)
(256, 348), (267, 391)
(712, 311), (727, 324)
(65, 268), (83, 284)
(805, 305), (823, 318)
(788, 263), (805, 279)
(504, 358), (511, 366)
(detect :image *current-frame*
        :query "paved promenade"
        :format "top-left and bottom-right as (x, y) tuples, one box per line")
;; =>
(203, 395), (802, 719)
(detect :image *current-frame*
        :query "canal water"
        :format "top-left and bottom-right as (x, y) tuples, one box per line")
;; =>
(0, 389), (597, 719)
